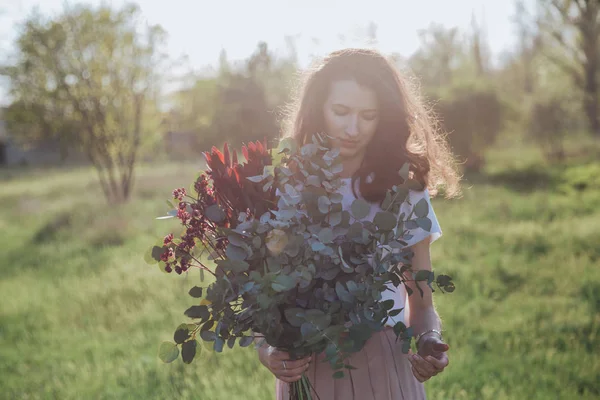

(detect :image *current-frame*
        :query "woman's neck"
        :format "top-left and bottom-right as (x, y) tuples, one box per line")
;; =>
(340, 154), (364, 178)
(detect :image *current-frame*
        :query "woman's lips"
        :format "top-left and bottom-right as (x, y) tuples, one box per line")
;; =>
(339, 139), (359, 148)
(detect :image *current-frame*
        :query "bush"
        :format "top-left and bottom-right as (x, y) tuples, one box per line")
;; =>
(528, 96), (573, 162)
(431, 82), (504, 172)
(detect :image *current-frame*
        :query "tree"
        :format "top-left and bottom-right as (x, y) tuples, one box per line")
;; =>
(1, 3), (167, 203)
(537, 0), (600, 136)
(164, 41), (296, 154)
(408, 23), (467, 89)
(433, 83), (505, 172)
(529, 96), (574, 161)
(470, 12), (491, 77)
(513, 0), (544, 94)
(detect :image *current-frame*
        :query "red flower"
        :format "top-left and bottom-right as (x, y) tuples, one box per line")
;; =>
(203, 139), (276, 224)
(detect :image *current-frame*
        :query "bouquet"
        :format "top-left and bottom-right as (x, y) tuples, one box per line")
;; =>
(145, 133), (455, 399)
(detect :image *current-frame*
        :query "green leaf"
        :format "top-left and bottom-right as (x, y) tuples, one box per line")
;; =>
(188, 286), (203, 298)
(205, 204), (225, 222)
(416, 217), (432, 231)
(284, 308), (306, 327)
(381, 299), (395, 311)
(307, 175), (321, 187)
(415, 270), (431, 282)
(330, 193), (343, 204)
(318, 196), (331, 214)
(347, 222), (363, 238)
(381, 191), (393, 210)
(217, 259), (250, 273)
(278, 137), (296, 154)
(252, 236), (262, 248)
(405, 220), (419, 230)
(374, 211), (397, 231)
(174, 328), (190, 344)
(272, 274), (296, 292)
(200, 330), (216, 342)
(414, 198), (429, 218)
(246, 175), (265, 183)
(346, 280), (358, 293)
(332, 371), (345, 379)
(184, 305), (209, 320)
(318, 227), (334, 243)
(351, 199), (370, 219)
(227, 336), (237, 349)
(311, 241), (325, 252)
(444, 282), (456, 293)
(338, 246), (354, 273)
(405, 179), (423, 191)
(393, 321), (407, 337)
(227, 234), (247, 248)
(329, 212), (342, 227)
(158, 342), (179, 363)
(331, 163), (343, 174)
(152, 245), (165, 262)
(398, 163), (410, 181)
(181, 340), (197, 364)
(305, 309), (331, 330)
(226, 244), (248, 261)
(436, 274), (453, 286)
(335, 281), (353, 302)
(266, 257), (281, 273)
(301, 143), (318, 157)
(300, 322), (318, 338)
(388, 308), (403, 317)
(402, 339), (411, 354)
(285, 183), (299, 197)
(325, 342), (338, 360)
(239, 336), (254, 347)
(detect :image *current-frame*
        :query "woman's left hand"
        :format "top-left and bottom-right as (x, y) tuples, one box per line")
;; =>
(408, 334), (450, 383)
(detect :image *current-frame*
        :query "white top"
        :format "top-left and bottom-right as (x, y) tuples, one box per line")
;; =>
(339, 177), (442, 326)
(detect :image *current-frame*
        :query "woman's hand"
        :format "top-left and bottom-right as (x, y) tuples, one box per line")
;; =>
(408, 334), (450, 383)
(257, 345), (312, 383)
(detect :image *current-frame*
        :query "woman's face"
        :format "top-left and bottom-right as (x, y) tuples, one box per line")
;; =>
(322, 79), (379, 161)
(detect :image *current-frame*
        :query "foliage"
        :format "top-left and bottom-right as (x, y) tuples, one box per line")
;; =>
(146, 135), (454, 398)
(162, 42), (296, 156)
(408, 24), (468, 89)
(536, 0), (600, 136)
(0, 3), (167, 203)
(1, 144), (600, 399)
(431, 82), (504, 172)
(528, 95), (574, 161)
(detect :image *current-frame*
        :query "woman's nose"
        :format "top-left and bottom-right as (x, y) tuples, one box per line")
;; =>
(345, 116), (359, 137)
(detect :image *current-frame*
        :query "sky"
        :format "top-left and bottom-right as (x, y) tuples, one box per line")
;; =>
(0, 0), (531, 103)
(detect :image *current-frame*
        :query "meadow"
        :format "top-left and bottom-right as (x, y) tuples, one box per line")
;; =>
(1, 137), (599, 400)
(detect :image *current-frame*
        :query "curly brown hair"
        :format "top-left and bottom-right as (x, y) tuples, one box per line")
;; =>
(282, 48), (462, 202)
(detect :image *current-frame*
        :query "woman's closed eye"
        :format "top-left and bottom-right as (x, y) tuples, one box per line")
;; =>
(332, 105), (349, 116)
(332, 105), (378, 121)
(361, 111), (378, 121)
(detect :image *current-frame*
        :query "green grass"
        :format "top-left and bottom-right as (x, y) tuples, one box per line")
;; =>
(1, 146), (599, 399)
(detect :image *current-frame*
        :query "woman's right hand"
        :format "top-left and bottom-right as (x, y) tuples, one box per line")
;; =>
(257, 345), (312, 383)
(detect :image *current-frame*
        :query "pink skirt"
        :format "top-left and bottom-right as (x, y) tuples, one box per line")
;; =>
(275, 327), (426, 400)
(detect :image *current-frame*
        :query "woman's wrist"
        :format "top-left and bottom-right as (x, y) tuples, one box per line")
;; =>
(415, 329), (442, 348)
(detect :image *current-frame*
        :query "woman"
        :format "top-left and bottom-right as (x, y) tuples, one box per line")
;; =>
(257, 48), (461, 399)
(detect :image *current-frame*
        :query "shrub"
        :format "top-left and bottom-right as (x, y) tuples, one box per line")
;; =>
(431, 82), (504, 172)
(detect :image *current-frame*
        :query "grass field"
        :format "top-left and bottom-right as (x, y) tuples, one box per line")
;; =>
(1, 140), (599, 400)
